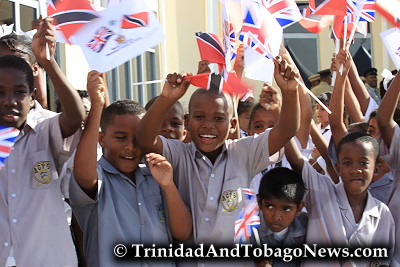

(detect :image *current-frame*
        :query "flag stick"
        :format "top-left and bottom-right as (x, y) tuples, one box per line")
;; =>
(332, 38), (340, 87)
(132, 79), (166, 86)
(294, 76), (332, 114)
(38, 0), (51, 61)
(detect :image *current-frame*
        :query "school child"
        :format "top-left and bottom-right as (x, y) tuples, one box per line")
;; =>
(0, 18), (85, 267)
(135, 57), (300, 248)
(237, 98), (255, 137)
(285, 47), (395, 267)
(253, 167), (307, 267)
(145, 96), (187, 141)
(0, 33), (48, 109)
(376, 71), (400, 266)
(69, 71), (192, 267)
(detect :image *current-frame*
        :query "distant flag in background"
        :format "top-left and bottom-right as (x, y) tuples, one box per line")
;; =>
(262, 0), (303, 28)
(375, 0), (400, 28)
(234, 188), (260, 244)
(0, 126), (19, 169)
(121, 12), (149, 29)
(380, 27), (400, 70)
(47, 0), (99, 42)
(311, 0), (347, 16)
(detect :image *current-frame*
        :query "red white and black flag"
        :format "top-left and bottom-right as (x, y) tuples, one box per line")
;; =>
(121, 12), (149, 29)
(195, 32), (226, 65)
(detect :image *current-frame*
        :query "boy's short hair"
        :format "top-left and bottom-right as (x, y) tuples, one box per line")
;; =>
(0, 54), (34, 93)
(317, 91), (332, 107)
(248, 103), (265, 129)
(237, 99), (255, 116)
(369, 108), (400, 126)
(337, 131), (379, 161)
(347, 122), (368, 133)
(188, 89), (234, 117)
(145, 96), (184, 114)
(0, 33), (37, 66)
(258, 167), (306, 205)
(100, 100), (145, 132)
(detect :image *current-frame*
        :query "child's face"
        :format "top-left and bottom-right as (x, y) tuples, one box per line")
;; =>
(249, 108), (276, 135)
(187, 93), (236, 157)
(0, 68), (34, 129)
(258, 196), (303, 233)
(99, 114), (143, 179)
(367, 117), (380, 140)
(238, 111), (251, 133)
(336, 141), (377, 197)
(160, 104), (186, 141)
(315, 104), (329, 125)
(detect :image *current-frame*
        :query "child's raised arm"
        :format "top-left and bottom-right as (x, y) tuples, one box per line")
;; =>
(268, 58), (300, 155)
(284, 138), (305, 175)
(136, 73), (191, 154)
(146, 153), (192, 241)
(329, 46), (351, 148)
(32, 18), (85, 138)
(73, 71), (106, 197)
(377, 72), (400, 148)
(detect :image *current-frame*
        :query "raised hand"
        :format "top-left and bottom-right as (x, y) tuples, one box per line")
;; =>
(32, 17), (56, 66)
(259, 83), (281, 110)
(86, 71), (106, 108)
(161, 72), (192, 101)
(146, 153), (173, 188)
(197, 60), (211, 74)
(273, 56), (299, 92)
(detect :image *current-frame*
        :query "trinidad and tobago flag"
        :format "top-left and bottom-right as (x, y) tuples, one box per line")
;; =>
(47, 0), (99, 42)
(121, 12), (149, 29)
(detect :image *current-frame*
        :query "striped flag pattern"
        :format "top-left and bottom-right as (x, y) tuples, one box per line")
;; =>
(0, 126), (19, 169)
(121, 12), (149, 29)
(234, 188), (260, 243)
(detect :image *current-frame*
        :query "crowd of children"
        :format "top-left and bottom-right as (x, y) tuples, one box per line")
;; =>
(0, 17), (400, 267)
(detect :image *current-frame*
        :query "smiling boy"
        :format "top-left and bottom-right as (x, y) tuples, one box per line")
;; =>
(136, 58), (300, 250)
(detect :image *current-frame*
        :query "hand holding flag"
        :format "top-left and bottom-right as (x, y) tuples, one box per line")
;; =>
(161, 73), (193, 102)
(32, 18), (57, 66)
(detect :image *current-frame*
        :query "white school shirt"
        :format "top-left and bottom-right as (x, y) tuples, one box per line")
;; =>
(0, 107), (80, 267)
(380, 125), (400, 267)
(302, 161), (395, 267)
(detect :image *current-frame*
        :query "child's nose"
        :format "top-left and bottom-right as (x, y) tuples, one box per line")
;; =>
(3, 95), (17, 107)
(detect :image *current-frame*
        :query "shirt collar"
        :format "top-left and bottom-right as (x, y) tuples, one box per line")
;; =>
(25, 100), (46, 132)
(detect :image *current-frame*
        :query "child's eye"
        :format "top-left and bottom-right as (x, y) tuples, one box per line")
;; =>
(215, 116), (225, 121)
(16, 90), (27, 95)
(360, 161), (369, 166)
(170, 122), (182, 128)
(254, 125), (263, 129)
(265, 204), (273, 209)
(115, 136), (126, 140)
(342, 161), (351, 166)
(283, 207), (292, 212)
(194, 115), (203, 120)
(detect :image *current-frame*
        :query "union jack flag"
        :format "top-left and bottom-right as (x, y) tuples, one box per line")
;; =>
(240, 0), (282, 58)
(0, 126), (19, 169)
(86, 27), (114, 53)
(234, 188), (260, 243)
(262, 0), (303, 28)
(47, 0), (99, 42)
(121, 12), (149, 29)
(346, 0), (375, 22)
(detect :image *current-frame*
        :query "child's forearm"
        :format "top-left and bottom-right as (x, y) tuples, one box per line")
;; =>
(73, 104), (102, 197)
(278, 89), (300, 141)
(161, 183), (193, 241)
(44, 59), (85, 137)
(348, 59), (369, 114)
(297, 77), (313, 148)
(377, 72), (400, 147)
(136, 95), (175, 154)
(344, 78), (364, 122)
(329, 73), (347, 148)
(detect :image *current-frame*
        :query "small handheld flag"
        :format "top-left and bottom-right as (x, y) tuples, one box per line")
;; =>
(234, 188), (260, 243)
(0, 126), (19, 169)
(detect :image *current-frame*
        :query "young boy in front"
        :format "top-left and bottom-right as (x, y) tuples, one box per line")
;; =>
(69, 71), (192, 267)
(0, 18), (85, 267)
(136, 57), (300, 248)
(254, 167), (307, 267)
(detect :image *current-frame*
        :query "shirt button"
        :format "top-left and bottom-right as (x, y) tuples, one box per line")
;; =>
(210, 174), (215, 178)
(209, 196), (214, 201)
(11, 193), (16, 198)
(138, 202), (142, 206)
(4, 242), (8, 247)
(11, 169), (16, 174)
(205, 217), (210, 222)
(12, 219), (17, 223)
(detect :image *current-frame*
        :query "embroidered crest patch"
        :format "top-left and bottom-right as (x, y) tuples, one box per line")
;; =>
(220, 190), (239, 212)
(33, 161), (52, 186)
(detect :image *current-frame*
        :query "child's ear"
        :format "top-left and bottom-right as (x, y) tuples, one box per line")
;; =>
(99, 132), (105, 148)
(32, 63), (40, 77)
(30, 88), (36, 109)
(229, 117), (238, 134)
(184, 113), (190, 131)
(295, 202), (305, 216)
(374, 160), (380, 176)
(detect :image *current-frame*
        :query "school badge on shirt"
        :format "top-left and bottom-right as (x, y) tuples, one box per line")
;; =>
(220, 190), (239, 212)
(33, 161), (52, 186)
